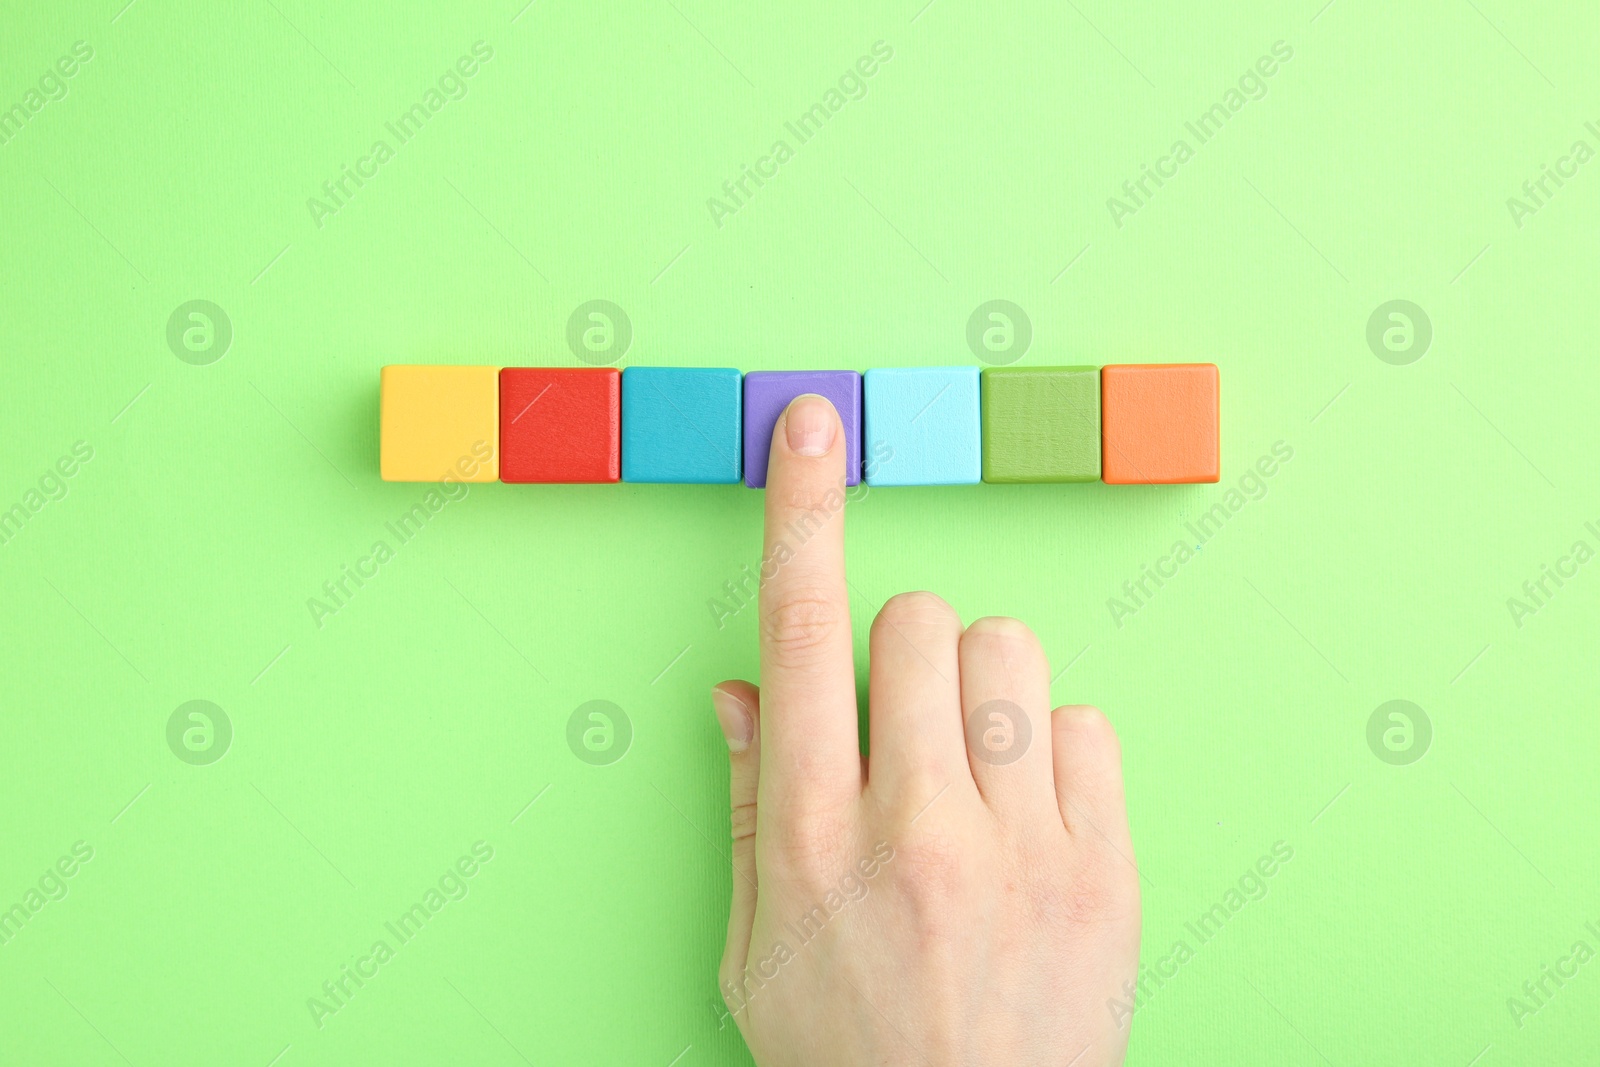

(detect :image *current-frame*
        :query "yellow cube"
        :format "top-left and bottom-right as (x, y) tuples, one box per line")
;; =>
(380, 365), (500, 482)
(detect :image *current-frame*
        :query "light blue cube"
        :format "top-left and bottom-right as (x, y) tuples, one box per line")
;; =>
(863, 367), (982, 486)
(621, 367), (742, 483)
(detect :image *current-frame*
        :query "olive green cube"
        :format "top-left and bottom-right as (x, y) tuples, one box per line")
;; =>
(981, 367), (1101, 483)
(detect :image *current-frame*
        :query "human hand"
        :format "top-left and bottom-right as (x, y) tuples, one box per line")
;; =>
(711, 394), (1142, 1066)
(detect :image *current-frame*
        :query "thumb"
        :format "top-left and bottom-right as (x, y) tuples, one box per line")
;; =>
(713, 680), (762, 1010)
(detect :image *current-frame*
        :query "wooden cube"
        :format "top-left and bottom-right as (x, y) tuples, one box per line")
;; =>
(862, 367), (981, 486)
(741, 371), (862, 488)
(379, 365), (500, 483)
(980, 367), (1100, 483)
(621, 367), (742, 484)
(499, 368), (620, 483)
(1101, 364), (1220, 484)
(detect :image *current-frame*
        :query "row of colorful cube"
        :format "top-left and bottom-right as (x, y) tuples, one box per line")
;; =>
(379, 364), (1220, 486)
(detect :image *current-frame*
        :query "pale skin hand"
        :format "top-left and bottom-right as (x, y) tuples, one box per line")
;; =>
(711, 395), (1143, 1067)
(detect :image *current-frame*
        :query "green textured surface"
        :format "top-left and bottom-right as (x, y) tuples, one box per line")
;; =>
(981, 366), (1102, 483)
(3, 1), (1599, 1065)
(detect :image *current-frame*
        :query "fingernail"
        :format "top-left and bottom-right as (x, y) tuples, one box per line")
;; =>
(784, 395), (837, 457)
(712, 688), (753, 753)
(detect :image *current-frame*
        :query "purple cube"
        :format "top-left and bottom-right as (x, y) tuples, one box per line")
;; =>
(742, 371), (862, 488)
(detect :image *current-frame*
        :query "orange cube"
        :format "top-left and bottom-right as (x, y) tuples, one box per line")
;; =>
(1100, 364), (1219, 484)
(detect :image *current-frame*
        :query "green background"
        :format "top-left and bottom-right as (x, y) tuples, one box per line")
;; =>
(3, 0), (1597, 1063)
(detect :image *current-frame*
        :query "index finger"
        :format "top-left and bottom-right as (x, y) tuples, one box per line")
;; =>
(757, 392), (862, 809)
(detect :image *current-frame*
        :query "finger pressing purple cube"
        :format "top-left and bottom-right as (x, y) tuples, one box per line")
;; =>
(741, 371), (862, 488)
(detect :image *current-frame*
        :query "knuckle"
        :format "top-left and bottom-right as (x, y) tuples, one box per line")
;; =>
(886, 830), (981, 939)
(963, 615), (1040, 648)
(1089, 712), (1123, 766)
(762, 808), (851, 886)
(760, 593), (843, 660)
(883, 753), (951, 797)
(895, 834), (967, 894)
(772, 479), (846, 517)
(1011, 829), (1139, 931)
(1054, 857), (1140, 931)
(874, 591), (962, 641)
(875, 779), (955, 829)
(729, 800), (758, 843)
(961, 616), (1046, 671)
(1056, 705), (1123, 766)
(1063, 821), (1128, 884)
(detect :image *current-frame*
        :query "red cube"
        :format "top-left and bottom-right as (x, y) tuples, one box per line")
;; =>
(499, 368), (620, 483)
